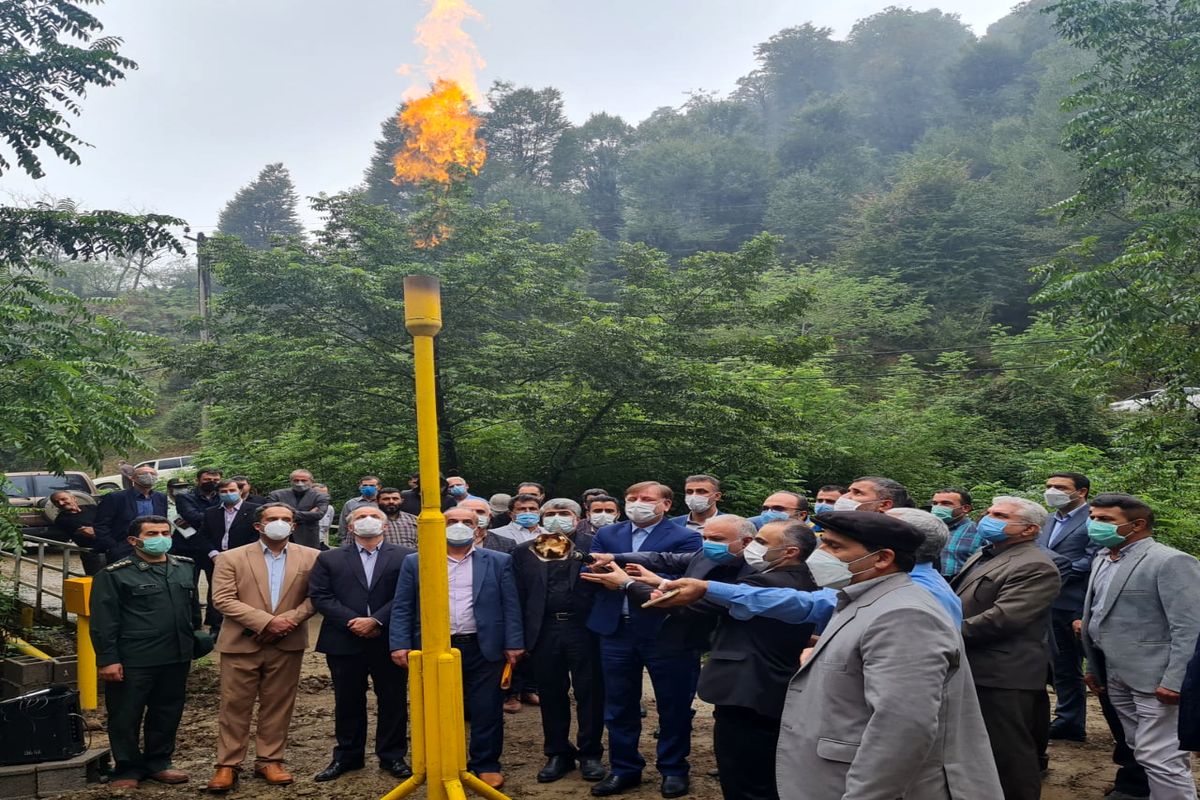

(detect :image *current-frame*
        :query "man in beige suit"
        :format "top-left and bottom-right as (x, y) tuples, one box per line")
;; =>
(205, 503), (319, 791)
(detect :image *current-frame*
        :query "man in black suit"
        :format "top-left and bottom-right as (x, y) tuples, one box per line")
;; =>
(184, 479), (261, 634)
(173, 467), (222, 540)
(308, 506), (414, 782)
(266, 469), (329, 548)
(512, 499), (606, 784)
(95, 464), (168, 562)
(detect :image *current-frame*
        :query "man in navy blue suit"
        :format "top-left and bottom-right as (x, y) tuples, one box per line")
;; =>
(94, 464), (168, 563)
(586, 481), (702, 798)
(389, 506), (524, 791)
(309, 506), (415, 783)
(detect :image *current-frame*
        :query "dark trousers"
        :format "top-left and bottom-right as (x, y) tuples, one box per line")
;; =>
(1099, 680), (1151, 797)
(457, 636), (505, 774)
(104, 662), (190, 780)
(327, 650), (409, 763)
(530, 617), (604, 759)
(977, 685), (1046, 800)
(713, 705), (781, 800)
(1049, 609), (1086, 732)
(600, 620), (700, 778)
(187, 561), (223, 632)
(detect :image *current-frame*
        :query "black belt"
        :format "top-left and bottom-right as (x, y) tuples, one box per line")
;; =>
(547, 611), (576, 621)
(450, 633), (478, 644)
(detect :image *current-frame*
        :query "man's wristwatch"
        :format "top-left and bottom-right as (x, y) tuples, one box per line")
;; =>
(620, 579), (636, 592)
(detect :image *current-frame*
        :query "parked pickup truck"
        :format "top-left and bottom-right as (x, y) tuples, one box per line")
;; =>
(1, 472), (98, 538)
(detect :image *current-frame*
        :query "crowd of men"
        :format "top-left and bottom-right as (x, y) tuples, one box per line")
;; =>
(77, 467), (1200, 800)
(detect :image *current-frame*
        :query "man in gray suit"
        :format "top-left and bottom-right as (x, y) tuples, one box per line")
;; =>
(1082, 493), (1200, 800)
(661, 512), (1004, 800)
(266, 469), (329, 549)
(952, 496), (1060, 800)
(1038, 470), (1097, 740)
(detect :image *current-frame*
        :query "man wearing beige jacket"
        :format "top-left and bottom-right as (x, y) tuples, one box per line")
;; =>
(205, 503), (319, 791)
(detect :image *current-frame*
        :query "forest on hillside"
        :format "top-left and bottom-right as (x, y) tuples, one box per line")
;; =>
(5, 0), (1200, 545)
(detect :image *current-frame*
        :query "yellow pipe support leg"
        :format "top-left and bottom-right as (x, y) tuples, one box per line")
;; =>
(379, 651), (428, 800)
(74, 615), (97, 711)
(459, 772), (512, 800)
(11, 637), (52, 661)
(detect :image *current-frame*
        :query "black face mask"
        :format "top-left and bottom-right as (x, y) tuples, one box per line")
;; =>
(200, 481), (219, 492)
(379, 504), (401, 515)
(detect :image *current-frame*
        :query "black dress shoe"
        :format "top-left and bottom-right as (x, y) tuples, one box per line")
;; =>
(379, 759), (413, 779)
(580, 758), (607, 782)
(314, 760), (363, 782)
(537, 755), (575, 783)
(591, 773), (642, 796)
(1048, 724), (1086, 742)
(661, 775), (689, 798)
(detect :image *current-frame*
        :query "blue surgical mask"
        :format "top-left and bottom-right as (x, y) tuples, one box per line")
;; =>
(930, 505), (955, 522)
(449, 485), (468, 497)
(361, 485), (378, 498)
(514, 512), (540, 528)
(759, 510), (791, 524)
(219, 491), (241, 505)
(138, 536), (173, 555)
(1087, 520), (1128, 548)
(701, 540), (738, 564)
(976, 515), (1011, 544)
(813, 502), (836, 516)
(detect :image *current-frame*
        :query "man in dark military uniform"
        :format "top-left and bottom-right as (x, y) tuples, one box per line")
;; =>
(90, 514), (210, 789)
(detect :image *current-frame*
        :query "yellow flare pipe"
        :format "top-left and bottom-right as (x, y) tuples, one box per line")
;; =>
(12, 637), (53, 661)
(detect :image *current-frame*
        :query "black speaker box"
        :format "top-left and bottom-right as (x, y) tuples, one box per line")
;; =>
(0, 685), (86, 765)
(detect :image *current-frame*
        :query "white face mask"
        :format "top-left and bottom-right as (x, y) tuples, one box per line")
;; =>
(743, 540), (786, 572)
(446, 523), (475, 547)
(805, 548), (880, 589)
(625, 501), (659, 524)
(543, 515), (577, 535)
(354, 516), (385, 537)
(589, 512), (616, 528)
(685, 495), (713, 513)
(833, 496), (862, 512)
(1043, 488), (1074, 509)
(262, 519), (293, 541)
(476, 513), (490, 529)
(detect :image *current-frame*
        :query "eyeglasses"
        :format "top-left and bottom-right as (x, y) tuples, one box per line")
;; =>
(760, 505), (799, 513)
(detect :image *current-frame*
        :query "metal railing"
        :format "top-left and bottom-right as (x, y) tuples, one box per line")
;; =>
(0, 535), (92, 625)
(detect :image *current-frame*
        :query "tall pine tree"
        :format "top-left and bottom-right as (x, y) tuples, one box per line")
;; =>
(217, 163), (304, 248)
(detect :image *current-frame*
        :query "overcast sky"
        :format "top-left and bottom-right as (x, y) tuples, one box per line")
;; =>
(2, 0), (1019, 230)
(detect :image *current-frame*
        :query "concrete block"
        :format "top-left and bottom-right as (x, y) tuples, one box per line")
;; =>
(1, 680), (50, 701)
(50, 657), (77, 686)
(1, 657), (52, 687)
(0, 762), (37, 800)
(35, 748), (109, 797)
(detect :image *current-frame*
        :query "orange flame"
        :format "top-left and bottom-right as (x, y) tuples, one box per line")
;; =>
(393, 0), (487, 192)
(393, 79), (486, 185)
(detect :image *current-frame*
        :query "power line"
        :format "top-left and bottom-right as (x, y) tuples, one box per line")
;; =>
(744, 364), (1055, 382)
(815, 338), (1087, 359)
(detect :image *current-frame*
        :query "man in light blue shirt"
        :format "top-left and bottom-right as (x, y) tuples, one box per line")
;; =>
(655, 508), (964, 629)
(262, 541), (288, 611)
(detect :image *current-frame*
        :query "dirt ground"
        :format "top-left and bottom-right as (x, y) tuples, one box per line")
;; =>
(56, 618), (1199, 800)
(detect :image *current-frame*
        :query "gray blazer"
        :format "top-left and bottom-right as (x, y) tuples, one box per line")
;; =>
(266, 487), (330, 549)
(777, 572), (1003, 800)
(1081, 538), (1200, 693)
(951, 540), (1060, 691)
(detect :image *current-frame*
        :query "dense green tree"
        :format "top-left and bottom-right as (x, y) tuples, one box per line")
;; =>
(0, 0), (134, 178)
(481, 81), (572, 186)
(734, 23), (841, 134)
(550, 113), (632, 238)
(217, 162), (304, 248)
(1036, 0), (1200, 400)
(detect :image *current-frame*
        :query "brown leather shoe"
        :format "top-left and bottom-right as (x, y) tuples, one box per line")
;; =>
(109, 778), (139, 789)
(254, 763), (295, 785)
(503, 696), (522, 714)
(148, 769), (189, 784)
(479, 772), (505, 789)
(521, 691), (540, 706)
(205, 767), (238, 792)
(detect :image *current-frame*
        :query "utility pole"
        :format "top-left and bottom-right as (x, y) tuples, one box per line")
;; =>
(196, 231), (212, 344)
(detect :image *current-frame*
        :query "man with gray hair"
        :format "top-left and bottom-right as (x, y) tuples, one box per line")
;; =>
(886, 508), (962, 625)
(835, 476), (912, 512)
(951, 496), (1060, 800)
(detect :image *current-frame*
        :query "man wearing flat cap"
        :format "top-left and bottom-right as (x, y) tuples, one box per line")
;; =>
(657, 511), (1003, 800)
